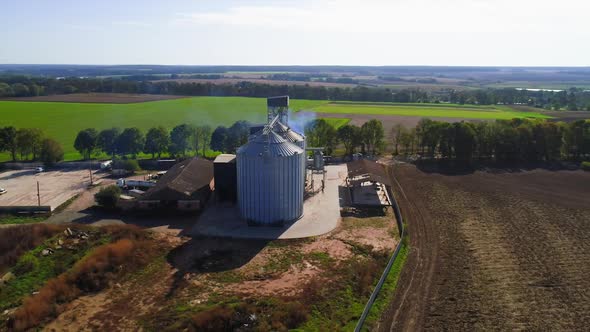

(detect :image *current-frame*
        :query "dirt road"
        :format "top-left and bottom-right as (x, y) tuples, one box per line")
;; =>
(380, 164), (590, 331)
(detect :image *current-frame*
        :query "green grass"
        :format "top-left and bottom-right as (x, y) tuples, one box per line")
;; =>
(363, 242), (409, 330)
(329, 101), (498, 110)
(0, 97), (326, 161)
(0, 96), (551, 161)
(322, 118), (351, 128)
(313, 102), (552, 120)
(0, 216), (47, 225)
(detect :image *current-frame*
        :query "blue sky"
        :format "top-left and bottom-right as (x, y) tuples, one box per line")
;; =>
(1, 0), (589, 66)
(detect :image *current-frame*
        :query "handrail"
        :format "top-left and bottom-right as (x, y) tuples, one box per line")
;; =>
(354, 173), (406, 332)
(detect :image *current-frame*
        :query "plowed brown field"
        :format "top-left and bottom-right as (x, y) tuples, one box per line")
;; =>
(380, 164), (590, 331)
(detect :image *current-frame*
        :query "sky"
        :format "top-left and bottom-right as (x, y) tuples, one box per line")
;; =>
(1, 0), (589, 66)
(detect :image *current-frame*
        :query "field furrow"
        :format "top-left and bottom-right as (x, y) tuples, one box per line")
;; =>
(381, 165), (590, 331)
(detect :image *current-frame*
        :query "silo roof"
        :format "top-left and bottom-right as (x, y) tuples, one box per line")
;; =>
(238, 130), (303, 157)
(272, 121), (305, 143)
(214, 154), (236, 163)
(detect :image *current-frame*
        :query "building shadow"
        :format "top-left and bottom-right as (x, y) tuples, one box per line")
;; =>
(165, 236), (270, 297)
(68, 207), (199, 236)
(0, 169), (37, 180)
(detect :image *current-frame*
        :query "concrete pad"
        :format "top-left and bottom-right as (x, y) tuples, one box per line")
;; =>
(191, 164), (347, 239)
(0, 169), (100, 210)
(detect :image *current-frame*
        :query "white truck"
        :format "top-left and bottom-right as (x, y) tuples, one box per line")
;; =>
(116, 179), (156, 189)
(100, 160), (113, 170)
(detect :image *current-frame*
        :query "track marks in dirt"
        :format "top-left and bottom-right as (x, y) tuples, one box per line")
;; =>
(381, 165), (590, 331)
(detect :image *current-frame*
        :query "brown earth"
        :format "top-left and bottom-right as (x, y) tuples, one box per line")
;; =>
(379, 164), (590, 331)
(0, 93), (188, 104)
(42, 207), (398, 331)
(509, 105), (590, 122)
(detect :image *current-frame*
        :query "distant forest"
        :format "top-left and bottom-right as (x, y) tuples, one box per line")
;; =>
(1, 74), (590, 111)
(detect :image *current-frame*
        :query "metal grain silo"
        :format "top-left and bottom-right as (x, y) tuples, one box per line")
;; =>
(237, 130), (304, 225)
(273, 120), (307, 194)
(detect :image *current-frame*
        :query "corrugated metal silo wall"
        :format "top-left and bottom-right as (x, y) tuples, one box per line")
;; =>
(296, 137), (306, 193)
(237, 151), (304, 224)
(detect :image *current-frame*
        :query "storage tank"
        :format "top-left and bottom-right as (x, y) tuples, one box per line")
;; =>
(273, 121), (307, 192)
(237, 130), (304, 225)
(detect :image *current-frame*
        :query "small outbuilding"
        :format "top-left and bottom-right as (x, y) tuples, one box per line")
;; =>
(214, 154), (237, 203)
(140, 158), (214, 211)
(346, 160), (392, 207)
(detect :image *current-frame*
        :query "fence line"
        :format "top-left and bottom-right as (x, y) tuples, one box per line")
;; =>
(354, 180), (406, 332)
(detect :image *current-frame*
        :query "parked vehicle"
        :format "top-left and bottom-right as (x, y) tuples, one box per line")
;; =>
(0, 188), (7, 195)
(116, 179), (156, 189)
(147, 171), (166, 180)
(35, 167), (44, 173)
(100, 160), (113, 170)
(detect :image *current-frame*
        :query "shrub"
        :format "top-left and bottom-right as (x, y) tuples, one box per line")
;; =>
(0, 224), (62, 273)
(103, 224), (149, 242)
(10, 238), (151, 331)
(73, 239), (135, 292)
(94, 185), (121, 209)
(269, 301), (308, 329)
(13, 254), (39, 276)
(191, 305), (237, 331)
(113, 159), (140, 173)
(40, 138), (64, 166)
(582, 161), (590, 171)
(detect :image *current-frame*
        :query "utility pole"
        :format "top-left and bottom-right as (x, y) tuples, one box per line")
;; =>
(89, 160), (93, 186)
(37, 181), (41, 206)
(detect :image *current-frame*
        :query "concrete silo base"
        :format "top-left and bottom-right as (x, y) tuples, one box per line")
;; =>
(191, 165), (346, 240)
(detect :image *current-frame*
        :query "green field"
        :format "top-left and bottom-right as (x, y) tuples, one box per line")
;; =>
(313, 102), (551, 120)
(0, 96), (550, 161)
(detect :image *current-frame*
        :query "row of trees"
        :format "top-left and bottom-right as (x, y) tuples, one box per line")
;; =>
(73, 121), (254, 160)
(3, 75), (590, 110)
(74, 125), (212, 160)
(0, 82), (44, 97)
(72, 119), (387, 161)
(391, 118), (590, 162)
(0, 127), (64, 165)
(304, 119), (385, 157)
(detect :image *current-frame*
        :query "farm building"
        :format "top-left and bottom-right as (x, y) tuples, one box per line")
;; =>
(346, 159), (392, 206)
(214, 154), (237, 203)
(139, 158), (214, 211)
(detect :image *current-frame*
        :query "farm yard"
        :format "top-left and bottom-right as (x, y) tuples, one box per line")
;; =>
(380, 164), (590, 331)
(0, 169), (97, 210)
(0, 94), (556, 161)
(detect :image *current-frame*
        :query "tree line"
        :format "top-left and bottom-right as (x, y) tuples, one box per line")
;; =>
(72, 121), (256, 160)
(2, 75), (590, 111)
(304, 119), (385, 157)
(0, 127), (64, 165)
(390, 118), (590, 163)
(73, 119), (387, 161)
